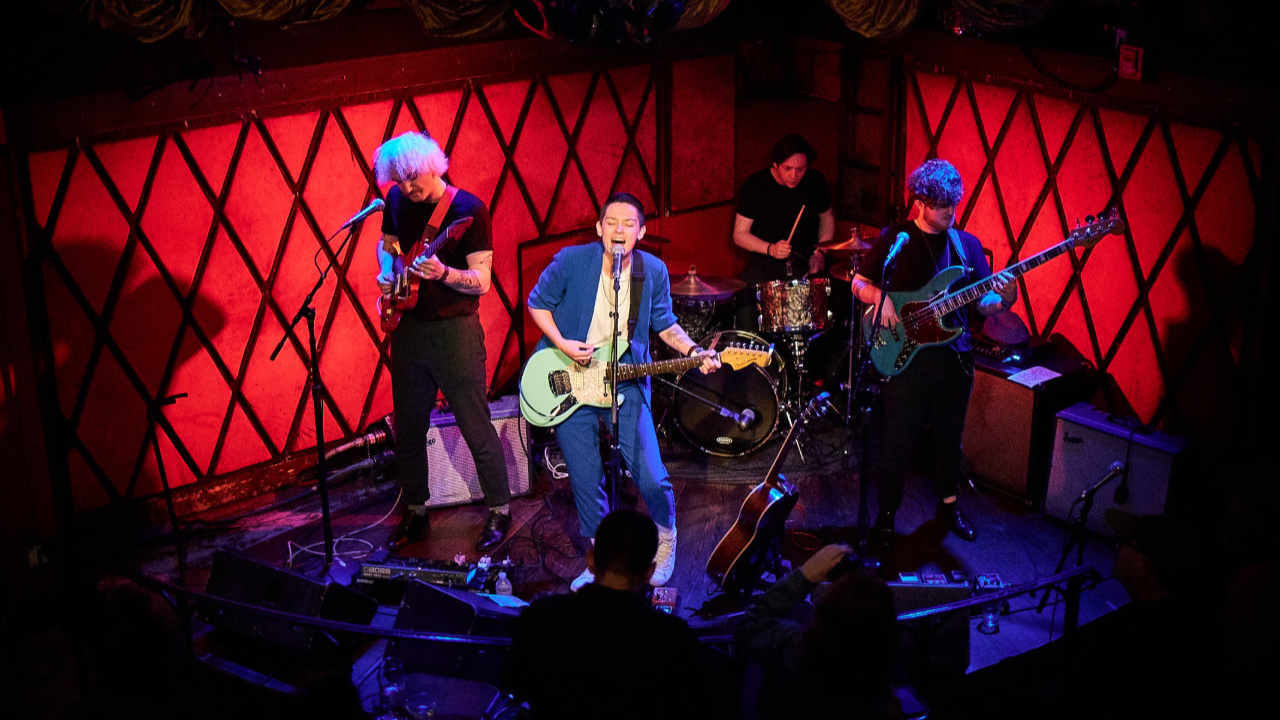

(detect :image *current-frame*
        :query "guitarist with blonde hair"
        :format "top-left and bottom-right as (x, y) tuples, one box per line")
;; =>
(528, 192), (719, 590)
(851, 158), (1016, 545)
(373, 131), (512, 553)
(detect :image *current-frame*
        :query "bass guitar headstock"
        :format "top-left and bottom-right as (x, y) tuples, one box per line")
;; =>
(1069, 208), (1125, 249)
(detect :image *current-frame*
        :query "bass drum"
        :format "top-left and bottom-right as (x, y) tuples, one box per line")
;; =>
(673, 330), (787, 457)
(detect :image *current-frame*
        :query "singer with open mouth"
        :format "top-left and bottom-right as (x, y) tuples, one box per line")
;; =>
(850, 158), (1017, 545)
(373, 131), (513, 553)
(527, 192), (720, 591)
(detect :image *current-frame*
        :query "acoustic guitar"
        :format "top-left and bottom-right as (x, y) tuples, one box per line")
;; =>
(862, 211), (1124, 377)
(377, 216), (474, 334)
(705, 391), (829, 593)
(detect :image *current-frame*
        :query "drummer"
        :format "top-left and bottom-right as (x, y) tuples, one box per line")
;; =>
(732, 133), (835, 331)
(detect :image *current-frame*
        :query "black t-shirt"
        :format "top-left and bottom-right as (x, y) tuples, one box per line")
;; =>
(736, 167), (833, 284)
(504, 585), (710, 720)
(382, 184), (493, 321)
(859, 221), (992, 353)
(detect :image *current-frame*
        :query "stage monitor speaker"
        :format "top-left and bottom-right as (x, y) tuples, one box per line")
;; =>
(889, 581), (972, 682)
(203, 550), (378, 663)
(1044, 402), (1188, 536)
(387, 579), (522, 684)
(962, 352), (1092, 505)
(424, 395), (531, 509)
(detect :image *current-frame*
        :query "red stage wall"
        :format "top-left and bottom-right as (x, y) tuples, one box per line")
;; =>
(23, 55), (736, 514)
(905, 68), (1261, 447)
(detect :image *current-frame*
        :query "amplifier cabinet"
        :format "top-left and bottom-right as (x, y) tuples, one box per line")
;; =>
(424, 395), (531, 509)
(962, 354), (1092, 505)
(1044, 402), (1188, 536)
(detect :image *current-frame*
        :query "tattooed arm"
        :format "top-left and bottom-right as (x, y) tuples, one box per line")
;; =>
(658, 324), (721, 374)
(411, 250), (493, 295)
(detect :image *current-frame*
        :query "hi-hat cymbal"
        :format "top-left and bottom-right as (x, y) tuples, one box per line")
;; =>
(670, 266), (744, 300)
(829, 261), (858, 282)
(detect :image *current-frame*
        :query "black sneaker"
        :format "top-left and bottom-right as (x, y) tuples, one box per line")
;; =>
(388, 510), (430, 548)
(937, 502), (978, 542)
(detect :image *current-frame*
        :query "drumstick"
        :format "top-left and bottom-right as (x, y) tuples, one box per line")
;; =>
(784, 205), (805, 246)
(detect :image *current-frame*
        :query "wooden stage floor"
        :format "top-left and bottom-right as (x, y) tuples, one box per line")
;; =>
(134, 412), (1130, 678)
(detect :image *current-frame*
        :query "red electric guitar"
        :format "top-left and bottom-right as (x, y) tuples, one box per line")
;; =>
(706, 392), (829, 593)
(377, 216), (473, 334)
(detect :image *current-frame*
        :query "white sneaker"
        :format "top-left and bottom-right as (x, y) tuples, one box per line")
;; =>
(650, 526), (677, 587)
(570, 567), (594, 592)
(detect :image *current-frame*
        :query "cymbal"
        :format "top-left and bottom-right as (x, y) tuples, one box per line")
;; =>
(822, 247), (866, 262)
(670, 267), (744, 300)
(817, 236), (873, 251)
(829, 261), (858, 282)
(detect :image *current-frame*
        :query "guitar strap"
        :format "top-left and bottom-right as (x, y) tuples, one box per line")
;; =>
(947, 228), (969, 271)
(626, 251), (645, 341)
(417, 185), (459, 247)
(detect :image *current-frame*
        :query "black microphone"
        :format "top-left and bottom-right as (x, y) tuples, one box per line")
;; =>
(885, 231), (909, 266)
(339, 198), (385, 230)
(324, 414), (395, 460)
(611, 243), (624, 281)
(1079, 461), (1125, 501)
(736, 407), (757, 431)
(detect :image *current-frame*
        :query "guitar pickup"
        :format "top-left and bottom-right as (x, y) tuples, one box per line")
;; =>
(549, 370), (572, 395)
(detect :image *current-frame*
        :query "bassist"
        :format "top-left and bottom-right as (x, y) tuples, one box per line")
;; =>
(850, 159), (1016, 544)
(373, 132), (512, 553)
(527, 193), (720, 590)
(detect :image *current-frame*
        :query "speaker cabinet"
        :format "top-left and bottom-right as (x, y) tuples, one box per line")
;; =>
(202, 550), (378, 663)
(424, 395), (531, 509)
(1044, 402), (1188, 536)
(962, 353), (1092, 504)
(387, 580), (521, 684)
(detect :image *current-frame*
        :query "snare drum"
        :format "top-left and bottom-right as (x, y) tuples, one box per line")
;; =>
(757, 278), (831, 334)
(673, 331), (786, 456)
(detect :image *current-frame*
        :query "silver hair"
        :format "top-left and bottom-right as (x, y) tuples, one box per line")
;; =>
(373, 132), (449, 185)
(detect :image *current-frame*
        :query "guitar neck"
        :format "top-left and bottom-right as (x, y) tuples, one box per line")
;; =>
(616, 355), (704, 382)
(931, 236), (1076, 316)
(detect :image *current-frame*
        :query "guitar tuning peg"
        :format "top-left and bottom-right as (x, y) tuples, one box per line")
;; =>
(1086, 214), (1095, 224)
(1075, 218), (1081, 228)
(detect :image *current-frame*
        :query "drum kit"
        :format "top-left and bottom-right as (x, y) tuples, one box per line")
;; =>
(662, 229), (874, 457)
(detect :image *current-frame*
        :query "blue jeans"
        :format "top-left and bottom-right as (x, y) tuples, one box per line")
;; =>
(554, 383), (675, 538)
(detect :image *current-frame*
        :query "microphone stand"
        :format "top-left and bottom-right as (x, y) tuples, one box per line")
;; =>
(269, 219), (363, 571)
(606, 249), (624, 511)
(1037, 463), (1124, 615)
(846, 252), (899, 557)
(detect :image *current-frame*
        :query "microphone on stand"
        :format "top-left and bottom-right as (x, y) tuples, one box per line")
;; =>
(612, 242), (624, 281)
(1079, 462), (1125, 501)
(736, 407), (758, 431)
(885, 231), (910, 267)
(338, 199), (385, 230)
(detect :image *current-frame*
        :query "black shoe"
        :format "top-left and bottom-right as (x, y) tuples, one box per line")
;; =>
(388, 511), (430, 549)
(475, 511), (511, 552)
(937, 502), (978, 542)
(873, 509), (897, 546)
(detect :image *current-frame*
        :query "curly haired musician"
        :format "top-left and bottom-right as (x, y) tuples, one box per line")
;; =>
(527, 193), (719, 590)
(850, 159), (1016, 544)
(373, 132), (511, 552)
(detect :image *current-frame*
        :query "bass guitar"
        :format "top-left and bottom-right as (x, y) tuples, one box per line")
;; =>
(863, 211), (1123, 377)
(377, 216), (474, 334)
(705, 392), (829, 594)
(518, 339), (771, 428)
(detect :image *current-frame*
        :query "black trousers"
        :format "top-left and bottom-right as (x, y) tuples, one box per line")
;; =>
(389, 313), (511, 508)
(872, 346), (974, 512)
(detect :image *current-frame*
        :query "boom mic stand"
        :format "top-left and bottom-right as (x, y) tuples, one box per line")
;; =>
(269, 214), (368, 571)
(1037, 462), (1125, 615)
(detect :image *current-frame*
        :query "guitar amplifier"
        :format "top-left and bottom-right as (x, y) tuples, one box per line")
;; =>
(1044, 402), (1189, 536)
(424, 395), (531, 509)
(962, 349), (1093, 504)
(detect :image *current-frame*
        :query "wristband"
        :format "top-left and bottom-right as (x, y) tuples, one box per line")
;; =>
(687, 346), (704, 358)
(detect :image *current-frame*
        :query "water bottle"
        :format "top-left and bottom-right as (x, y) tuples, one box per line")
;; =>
(494, 571), (512, 596)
